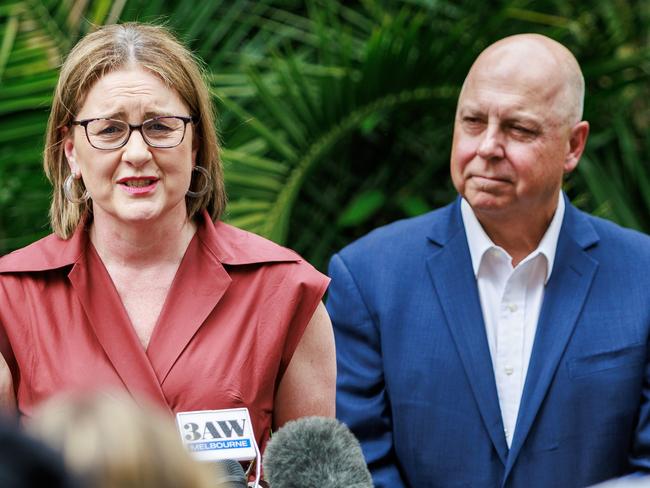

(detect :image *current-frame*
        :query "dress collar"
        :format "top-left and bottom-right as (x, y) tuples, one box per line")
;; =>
(0, 210), (300, 273)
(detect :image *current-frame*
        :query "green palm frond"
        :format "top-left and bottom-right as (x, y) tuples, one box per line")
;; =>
(0, 0), (648, 269)
(0, 1), (65, 250)
(219, 6), (464, 245)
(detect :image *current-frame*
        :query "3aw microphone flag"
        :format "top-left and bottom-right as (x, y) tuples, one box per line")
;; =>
(176, 408), (257, 462)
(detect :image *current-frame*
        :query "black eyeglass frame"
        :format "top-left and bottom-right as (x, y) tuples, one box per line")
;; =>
(71, 115), (196, 150)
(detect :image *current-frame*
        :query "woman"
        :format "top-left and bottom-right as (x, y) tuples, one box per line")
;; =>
(0, 23), (335, 453)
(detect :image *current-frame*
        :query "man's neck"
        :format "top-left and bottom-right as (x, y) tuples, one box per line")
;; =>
(473, 200), (560, 267)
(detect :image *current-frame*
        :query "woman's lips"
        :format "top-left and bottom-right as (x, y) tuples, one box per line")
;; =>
(117, 178), (159, 195)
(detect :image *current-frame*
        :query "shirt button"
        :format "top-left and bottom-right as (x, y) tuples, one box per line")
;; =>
(507, 303), (518, 313)
(504, 367), (514, 375)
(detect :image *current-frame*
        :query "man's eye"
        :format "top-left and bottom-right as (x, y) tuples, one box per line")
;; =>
(461, 117), (485, 133)
(511, 125), (536, 136)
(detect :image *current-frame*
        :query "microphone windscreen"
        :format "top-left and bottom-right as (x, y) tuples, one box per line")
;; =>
(263, 416), (373, 488)
(215, 459), (247, 488)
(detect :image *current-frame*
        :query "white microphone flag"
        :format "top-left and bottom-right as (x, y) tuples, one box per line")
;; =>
(176, 408), (257, 462)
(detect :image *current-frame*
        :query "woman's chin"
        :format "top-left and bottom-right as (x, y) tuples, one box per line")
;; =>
(92, 194), (188, 228)
(97, 204), (164, 227)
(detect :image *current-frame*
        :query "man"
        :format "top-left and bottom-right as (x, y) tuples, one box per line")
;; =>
(327, 33), (650, 488)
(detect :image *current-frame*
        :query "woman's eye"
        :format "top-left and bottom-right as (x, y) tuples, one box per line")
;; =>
(148, 123), (173, 132)
(99, 125), (123, 134)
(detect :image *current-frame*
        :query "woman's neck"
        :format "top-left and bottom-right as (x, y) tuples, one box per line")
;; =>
(89, 206), (197, 268)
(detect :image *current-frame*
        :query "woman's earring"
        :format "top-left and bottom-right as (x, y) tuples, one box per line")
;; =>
(63, 173), (90, 204)
(186, 165), (211, 198)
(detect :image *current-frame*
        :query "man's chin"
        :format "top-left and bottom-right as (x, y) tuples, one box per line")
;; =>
(464, 192), (512, 214)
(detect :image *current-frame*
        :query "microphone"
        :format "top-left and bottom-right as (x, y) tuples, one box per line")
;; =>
(214, 459), (247, 488)
(263, 416), (373, 488)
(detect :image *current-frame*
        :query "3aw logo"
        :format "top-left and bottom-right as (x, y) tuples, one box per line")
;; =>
(176, 408), (257, 461)
(183, 418), (247, 441)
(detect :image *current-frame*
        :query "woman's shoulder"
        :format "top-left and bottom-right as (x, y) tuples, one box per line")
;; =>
(202, 219), (304, 266)
(198, 218), (328, 290)
(0, 232), (80, 274)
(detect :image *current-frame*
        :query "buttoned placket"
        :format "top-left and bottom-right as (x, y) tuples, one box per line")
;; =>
(494, 263), (528, 447)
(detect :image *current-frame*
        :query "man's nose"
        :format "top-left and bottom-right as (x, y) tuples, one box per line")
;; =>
(476, 124), (505, 161)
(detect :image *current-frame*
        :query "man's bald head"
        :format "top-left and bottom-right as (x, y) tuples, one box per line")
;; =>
(459, 34), (585, 127)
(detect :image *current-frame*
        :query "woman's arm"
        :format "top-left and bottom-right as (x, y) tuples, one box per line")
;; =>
(0, 353), (16, 412)
(273, 302), (336, 429)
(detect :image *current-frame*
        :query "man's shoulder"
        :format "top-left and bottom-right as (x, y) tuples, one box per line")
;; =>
(336, 202), (456, 262)
(574, 206), (650, 253)
(566, 205), (650, 275)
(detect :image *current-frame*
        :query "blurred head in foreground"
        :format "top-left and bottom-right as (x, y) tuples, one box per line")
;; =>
(26, 391), (214, 488)
(0, 418), (78, 488)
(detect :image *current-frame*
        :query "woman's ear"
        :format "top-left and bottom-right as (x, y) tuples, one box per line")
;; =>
(191, 128), (199, 166)
(62, 126), (81, 177)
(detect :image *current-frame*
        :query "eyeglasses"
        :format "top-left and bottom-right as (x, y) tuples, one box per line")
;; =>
(71, 115), (196, 150)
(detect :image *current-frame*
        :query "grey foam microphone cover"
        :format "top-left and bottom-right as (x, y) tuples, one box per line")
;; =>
(263, 416), (373, 488)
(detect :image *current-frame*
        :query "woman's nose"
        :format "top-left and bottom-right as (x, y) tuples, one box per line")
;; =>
(122, 129), (152, 166)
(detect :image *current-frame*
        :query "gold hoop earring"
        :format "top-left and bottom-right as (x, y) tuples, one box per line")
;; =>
(186, 165), (211, 198)
(63, 174), (90, 204)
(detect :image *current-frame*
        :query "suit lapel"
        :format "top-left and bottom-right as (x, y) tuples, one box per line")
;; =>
(504, 202), (599, 478)
(426, 201), (509, 465)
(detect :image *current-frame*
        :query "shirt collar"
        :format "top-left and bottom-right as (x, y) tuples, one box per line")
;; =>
(461, 193), (565, 283)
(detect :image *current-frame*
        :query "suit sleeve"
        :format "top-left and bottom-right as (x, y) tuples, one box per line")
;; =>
(629, 338), (650, 472)
(327, 253), (406, 488)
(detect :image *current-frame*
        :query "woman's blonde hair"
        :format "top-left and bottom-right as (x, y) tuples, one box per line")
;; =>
(44, 22), (226, 238)
(27, 391), (215, 488)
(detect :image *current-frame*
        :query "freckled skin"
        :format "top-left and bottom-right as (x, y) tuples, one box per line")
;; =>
(64, 67), (197, 229)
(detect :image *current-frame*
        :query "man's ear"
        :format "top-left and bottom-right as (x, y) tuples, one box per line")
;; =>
(564, 121), (590, 174)
(62, 126), (81, 177)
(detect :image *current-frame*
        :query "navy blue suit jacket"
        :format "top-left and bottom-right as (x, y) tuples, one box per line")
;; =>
(327, 196), (650, 488)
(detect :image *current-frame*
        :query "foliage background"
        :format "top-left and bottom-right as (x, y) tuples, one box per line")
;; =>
(0, 0), (648, 271)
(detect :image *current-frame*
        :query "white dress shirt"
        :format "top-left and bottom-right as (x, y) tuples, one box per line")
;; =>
(460, 194), (565, 447)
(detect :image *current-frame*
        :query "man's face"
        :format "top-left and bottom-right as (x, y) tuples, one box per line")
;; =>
(450, 44), (576, 223)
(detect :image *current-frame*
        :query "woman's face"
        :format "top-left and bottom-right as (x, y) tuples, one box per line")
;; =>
(64, 67), (197, 228)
